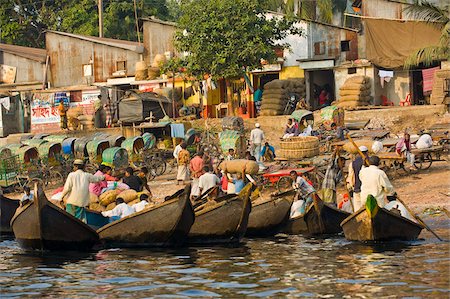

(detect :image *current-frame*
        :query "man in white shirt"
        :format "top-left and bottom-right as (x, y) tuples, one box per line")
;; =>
(416, 134), (433, 149)
(173, 141), (183, 160)
(359, 156), (395, 208)
(102, 198), (135, 220)
(198, 165), (220, 195)
(384, 195), (415, 222)
(61, 159), (105, 222)
(250, 123), (265, 161)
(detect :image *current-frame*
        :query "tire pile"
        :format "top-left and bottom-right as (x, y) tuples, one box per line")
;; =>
(260, 79), (306, 116)
(336, 76), (372, 109)
(278, 136), (319, 159)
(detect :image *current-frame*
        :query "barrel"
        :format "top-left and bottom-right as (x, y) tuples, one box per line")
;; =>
(62, 137), (77, 155)
(44, 135), (68, 144)
(17, 146), (39, 163)
(142, 133), (156, 150)
(74, 137), (92, 158)
(87, 140), (110, 163)
(107, 135), (126, 147)
(102, 147), (128, 169)
(121, 137), (144, 154)
(21, 138), (48, 147)
(185, 128), (200, 146)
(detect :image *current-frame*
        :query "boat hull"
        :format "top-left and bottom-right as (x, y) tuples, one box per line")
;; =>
(11, 187), (99, 251)
(97, 187), (194, 247)
(304, 195), (350, 235)
(188, 190), (251, 245)
(282, 215), (308, 234)
(0, 195), (19, 234)
(246, 192), (293, 237)
(341, 207), (423, 242)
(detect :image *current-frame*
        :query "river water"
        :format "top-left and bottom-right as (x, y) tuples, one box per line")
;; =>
(1, 230), (449, 299)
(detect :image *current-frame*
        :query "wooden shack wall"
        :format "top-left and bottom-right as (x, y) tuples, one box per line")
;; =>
(143, 21), (175, 66)
(0, 52), (45, 84)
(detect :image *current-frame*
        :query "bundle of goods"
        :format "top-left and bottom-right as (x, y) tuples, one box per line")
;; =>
(78, 115), (95, 130)
(337, 76), (372, 109)
(135, 61), (148, 81)
(218, 159), (259, 175)
(278, 136), (319, 159)
(88, 184), (151, 212)
(259, 79), (306, 116)
(67, 106), (83, 130)
(222, 116), (244, 131)
(342, 139), (376, 154)
(147, 54), (166, 80)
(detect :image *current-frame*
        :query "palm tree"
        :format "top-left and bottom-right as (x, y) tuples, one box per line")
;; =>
(403, 0), (449, 69)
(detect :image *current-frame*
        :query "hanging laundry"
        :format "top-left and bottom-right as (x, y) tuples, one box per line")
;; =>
(422, 66), (440, 93)
(0, 97), (10, 111)
(170, 123), (185, 138)
(378, 70), (394, 88)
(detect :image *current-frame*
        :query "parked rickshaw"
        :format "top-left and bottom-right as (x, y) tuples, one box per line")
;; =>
(44, 135), (68, 144)
(74, 137), (93, 159)
(87, 139), (110, 164)
(102, 147), (129, 176)
(121, 136), (145, 167)
(107, 135), (126, 147)
(37, 142), (63, 166)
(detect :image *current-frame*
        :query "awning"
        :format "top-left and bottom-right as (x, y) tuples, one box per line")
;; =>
(365, 19), (442, 69)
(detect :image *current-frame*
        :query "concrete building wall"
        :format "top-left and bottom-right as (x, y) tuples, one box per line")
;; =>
(0, 52), (45, 83)
(374, 68), (411, 106)
(46, 32), (141, 87)
(142, 20), (176, 67)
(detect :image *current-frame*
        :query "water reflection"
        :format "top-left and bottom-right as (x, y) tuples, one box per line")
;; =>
(0, 235), (448, 298)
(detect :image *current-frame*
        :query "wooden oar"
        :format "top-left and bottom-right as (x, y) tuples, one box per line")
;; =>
(346, 133), (369, 166)
(346, 134), (445, 241)
(396, 196), (444, 242)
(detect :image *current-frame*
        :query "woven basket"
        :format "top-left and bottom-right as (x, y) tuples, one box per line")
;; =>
(280, 136), (319, 150)
(278, 147), (319, 159)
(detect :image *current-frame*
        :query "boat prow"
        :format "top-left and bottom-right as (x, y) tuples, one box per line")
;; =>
(10, 185), (99, 251)
(97, 185), (194, 247)
(1, 194), (20, 235)
(341, 196), (424, 242)
(188, 183), (252, 244)
(246, 190), (294, 237)
(304, 194), (350, 235)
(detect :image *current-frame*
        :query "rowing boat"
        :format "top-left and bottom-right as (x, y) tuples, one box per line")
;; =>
(97, 186), (194, 247)
(282, 214), (308, 234)
(246, 190), (294, 237)
(188, 184), (252, 244)
(0, 194), (19, 234)
(10, 186), (99, 251)
(341, 196), (424, 241)
(304, 194), (350, 235)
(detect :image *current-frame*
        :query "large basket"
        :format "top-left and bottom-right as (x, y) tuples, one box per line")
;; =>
(278, 147), (319, 159)
(280, 136), (319, 150)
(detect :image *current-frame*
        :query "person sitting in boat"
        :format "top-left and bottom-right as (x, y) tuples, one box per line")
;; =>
(261, 142), (276, 162)
(131, 194), (151, 213)
(190, 151), (205, 200)
(359, 156), (395, 208)
(232, 173), (245, 194)
(61, 159), (105, 222)
(89, 164), (111, 196)
(289, 170), (316, 217)
(20, 186), (34, 206)
(123, 167), (143, 192)
(137, 167), (153, 196)
(283, 118), (299, 139)
(384, 193), (415, 222)
(101, 198), (135, 221)
(198, 165), (220, 197)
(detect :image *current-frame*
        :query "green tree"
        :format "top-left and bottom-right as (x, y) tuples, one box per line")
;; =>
(403, 0), (449, 68)
(174, 0), (301, 80)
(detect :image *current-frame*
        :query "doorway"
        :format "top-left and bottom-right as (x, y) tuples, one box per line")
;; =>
(306, 70), (335, 110)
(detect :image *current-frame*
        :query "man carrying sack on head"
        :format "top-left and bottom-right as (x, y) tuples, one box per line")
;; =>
(61, 159), (105, 223)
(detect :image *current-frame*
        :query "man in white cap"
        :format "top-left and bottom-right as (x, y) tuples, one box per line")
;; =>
(61, 159), (105, 222)
(250, 123), (265, 161)
(346, 145), (369, 211)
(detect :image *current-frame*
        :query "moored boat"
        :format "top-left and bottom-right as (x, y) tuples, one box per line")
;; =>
(10, 186), (99, 251)
(188, 184), (252, 244)
(0, 194), (20, 234)
(246, 190), (294, 237)
(304, 194), (350, 235)
(282, 214), (308, 235)
(97, 186), (194, 247)
(341, 196), (424, 242)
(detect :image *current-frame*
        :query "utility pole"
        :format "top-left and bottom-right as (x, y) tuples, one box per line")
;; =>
(98, 0), (103, 38)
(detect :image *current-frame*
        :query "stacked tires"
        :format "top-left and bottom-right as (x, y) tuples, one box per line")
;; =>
(260, 79), (306, 116)
(278, 136), (319, 159)
(337, 76), (372, 109)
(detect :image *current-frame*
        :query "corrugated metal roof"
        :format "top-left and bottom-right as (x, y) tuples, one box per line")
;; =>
(0, 43), (47, 63)
(45, 30), (145, 53)
(141, 17), (177, 27)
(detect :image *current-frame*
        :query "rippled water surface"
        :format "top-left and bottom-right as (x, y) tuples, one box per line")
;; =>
(1, 234), (449, 298)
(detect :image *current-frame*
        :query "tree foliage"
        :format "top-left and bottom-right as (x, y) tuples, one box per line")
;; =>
(0, 0), (171, 48)
(403, 0), (449, 68)
(174, 0), (302, 80)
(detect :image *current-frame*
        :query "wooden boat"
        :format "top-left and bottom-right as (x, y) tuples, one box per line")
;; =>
(341, 196), (424, 241)
(282, 214), (308, 234)
(97, 186), (194, 247)
(304, 194), (350, 235)
(188, 184), (252, 244)
(246, 190), (294, 237)
(10, 186), (99, 251)
(0, 194), (19, 234)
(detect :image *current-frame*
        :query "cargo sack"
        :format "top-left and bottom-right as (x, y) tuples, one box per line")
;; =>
(263, 89), (290, 97)
(345, 76), (368, 84)
(259, 110), (281, 116)
(265, 80), (289, 89)
(261, 103), (285, 111)
(99, 190), (118, 206)
(339, 95), (372, 102)
(262, 97), (288, 105)
(340, 83), (371, 91)
(339, 89), (371, 97)
(218, 159), (259, 175)
(89, 202), (105, 212)
(106, 202), (117, 211)
(117, 189), (138, 203)
(342, 140), (374, 154)
(337, 101), (369, 108)
(89, 193), (99, 204)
